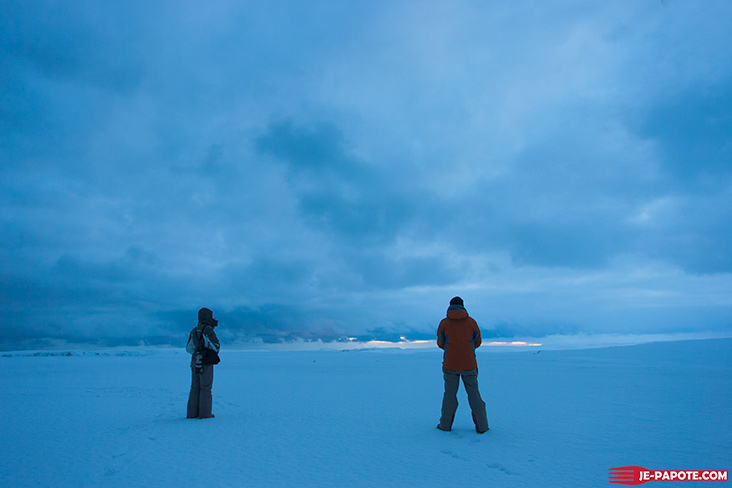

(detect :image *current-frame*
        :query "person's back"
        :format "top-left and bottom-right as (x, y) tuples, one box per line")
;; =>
(436, 297), (489, 433)
(438, 307), (481, 371)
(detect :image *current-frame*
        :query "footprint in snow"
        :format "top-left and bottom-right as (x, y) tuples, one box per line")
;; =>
(486, 463), (515, 475)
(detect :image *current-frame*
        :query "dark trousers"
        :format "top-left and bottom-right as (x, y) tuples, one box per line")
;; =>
(187, 364), (214, 418)
(439, 368), (489, 432)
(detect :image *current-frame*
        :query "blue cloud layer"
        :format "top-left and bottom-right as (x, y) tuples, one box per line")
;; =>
(1, 0), (731, 350)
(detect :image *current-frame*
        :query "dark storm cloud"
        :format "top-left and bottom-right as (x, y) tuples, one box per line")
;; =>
(1, 0), (731, 350)
(642, 87), (732, 184)
(255, 120), (415, 244)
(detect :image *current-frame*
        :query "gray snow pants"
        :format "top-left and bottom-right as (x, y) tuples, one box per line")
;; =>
(439, 368), (489, 432)
(187, 364), (214, 419)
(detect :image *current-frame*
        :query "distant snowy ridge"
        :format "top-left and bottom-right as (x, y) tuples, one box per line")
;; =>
(1, 350), (166, 358)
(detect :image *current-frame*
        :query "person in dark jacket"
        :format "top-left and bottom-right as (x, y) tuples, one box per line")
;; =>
(436, 297), (489, 433)
(186, 307), (221, 419)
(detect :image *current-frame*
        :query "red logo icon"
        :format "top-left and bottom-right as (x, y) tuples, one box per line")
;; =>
(609, 467), (728, 484)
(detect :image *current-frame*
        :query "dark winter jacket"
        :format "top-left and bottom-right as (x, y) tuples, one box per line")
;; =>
(437, 305), (481, 371)
(186, 308), (221, 366)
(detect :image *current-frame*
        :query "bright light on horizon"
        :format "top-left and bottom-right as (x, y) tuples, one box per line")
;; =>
(485, 341), (543, 347)
(341, 339), (544, 349)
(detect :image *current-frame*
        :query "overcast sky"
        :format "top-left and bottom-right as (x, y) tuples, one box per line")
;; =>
(2, 0), (731, 350)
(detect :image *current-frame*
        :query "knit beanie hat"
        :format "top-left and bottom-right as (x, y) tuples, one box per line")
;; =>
(449, 296), (464, 306)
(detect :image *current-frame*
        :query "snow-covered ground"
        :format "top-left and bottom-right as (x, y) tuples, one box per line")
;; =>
(1, 339), (730, 487)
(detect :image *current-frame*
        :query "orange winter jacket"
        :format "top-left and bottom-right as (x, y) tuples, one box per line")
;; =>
(437, 307), (482, 371)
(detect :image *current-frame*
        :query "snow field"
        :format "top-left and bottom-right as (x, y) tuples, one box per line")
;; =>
(1, 339), (730, 487)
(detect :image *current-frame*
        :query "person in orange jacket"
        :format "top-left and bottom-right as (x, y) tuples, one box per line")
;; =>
(436, 296), (489, 433)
